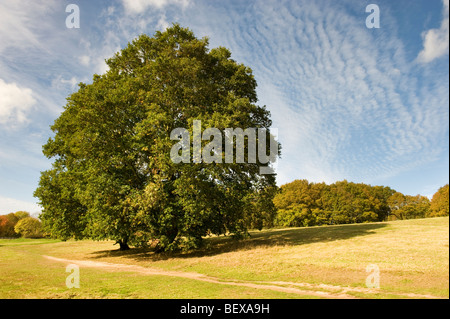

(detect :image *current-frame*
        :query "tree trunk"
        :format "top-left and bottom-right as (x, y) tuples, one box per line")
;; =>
(117, 239), (130, 250)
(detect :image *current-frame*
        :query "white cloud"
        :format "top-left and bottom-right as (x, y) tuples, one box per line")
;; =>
(156, 13), (170, 31)
(61, 76), (79, 88)
(0, 195), (41, 215)
(121, 0), (189, 14)
(91, 29), (123, 75)
(417, 0), (449, 63)
(0, 78), (36, 129)
(197, 0), (448, 186)
(0, 0), (58, 53)
(79, 55), (91, 66)
(0, 1), (38, 53)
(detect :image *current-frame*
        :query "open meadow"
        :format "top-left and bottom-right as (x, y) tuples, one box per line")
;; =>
(0, 217), (448, 299)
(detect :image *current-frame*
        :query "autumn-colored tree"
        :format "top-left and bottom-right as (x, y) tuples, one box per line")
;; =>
(428, 184), (449, 217)
(0, 213), (20, 238)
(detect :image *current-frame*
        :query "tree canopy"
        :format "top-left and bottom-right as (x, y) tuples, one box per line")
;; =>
(34, 25), (278, 251)
(273, 179), (449, 227)
(388, 192), (430, 220)
(14, 217), (43, 238)
(0, 211), (31, 238)
(429, 184), (449, 217)
(273, 179), (395, 227)
(0, 213), (19, 238)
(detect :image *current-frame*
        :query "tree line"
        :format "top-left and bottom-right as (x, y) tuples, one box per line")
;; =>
(2, 182), (447, 239)
(0, 211), (43, 238)
(270, 180), (449, 228)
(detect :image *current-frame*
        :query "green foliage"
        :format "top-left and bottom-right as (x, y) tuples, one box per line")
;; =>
(388, 192), (430, 220)
(14, 211), (30, 220)
(273, 179), (446, 227)
(243, 178), (278, 230)
(273, 180), (395, 227)
(428, 184), (449, 217)
(14, 217), (43, 238)
(34, 25), (278, 251)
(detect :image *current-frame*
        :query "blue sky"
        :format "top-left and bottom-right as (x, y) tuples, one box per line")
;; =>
(0, 0), (448, 214)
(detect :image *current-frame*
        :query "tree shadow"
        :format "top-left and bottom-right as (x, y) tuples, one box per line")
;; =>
(89, 222), (388, 262)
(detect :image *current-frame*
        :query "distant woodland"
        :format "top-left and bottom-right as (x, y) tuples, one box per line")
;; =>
(270, 180), (449, 228)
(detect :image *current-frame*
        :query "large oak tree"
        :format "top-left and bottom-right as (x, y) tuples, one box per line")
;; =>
(34, 25), (279, 251)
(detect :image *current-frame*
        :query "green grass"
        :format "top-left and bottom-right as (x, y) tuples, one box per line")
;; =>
(1, 217), (448, 299)
(0, 238), (60, 246)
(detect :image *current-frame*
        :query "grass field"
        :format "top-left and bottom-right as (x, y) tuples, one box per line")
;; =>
(0, 217), (448, 299)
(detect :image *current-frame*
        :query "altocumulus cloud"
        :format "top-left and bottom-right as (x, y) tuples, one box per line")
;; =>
(184, 0), (449, 186)
(121, 0), (190, 14)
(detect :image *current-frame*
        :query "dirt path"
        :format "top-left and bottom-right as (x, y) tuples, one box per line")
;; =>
(43, 255), (442, 299)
